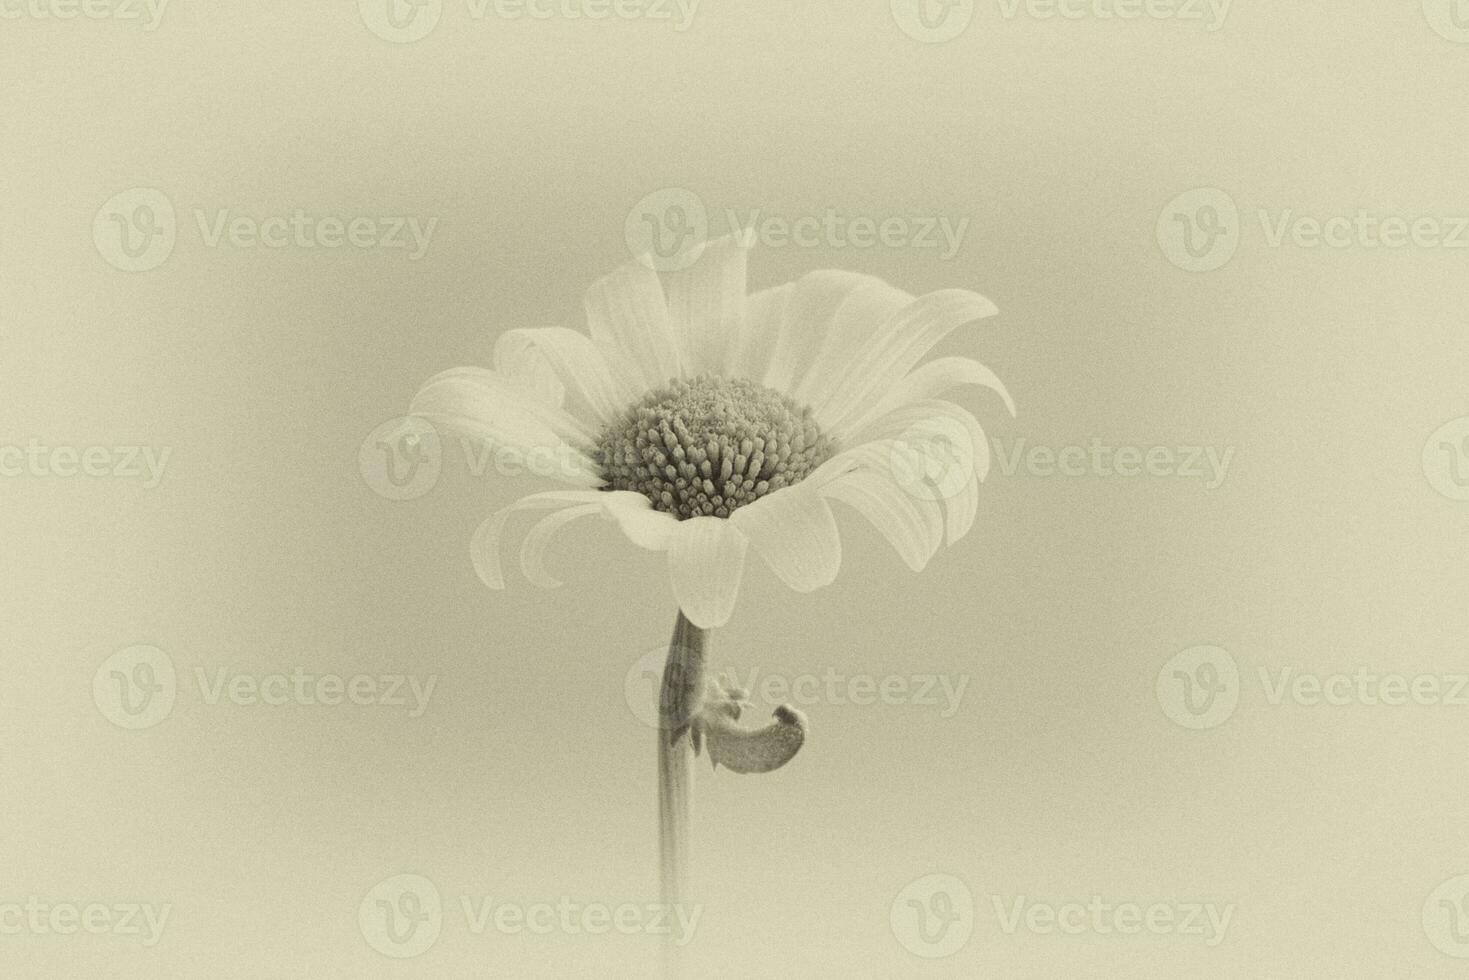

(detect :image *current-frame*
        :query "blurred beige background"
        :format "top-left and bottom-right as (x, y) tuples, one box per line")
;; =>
(4, 0), (1469, 976)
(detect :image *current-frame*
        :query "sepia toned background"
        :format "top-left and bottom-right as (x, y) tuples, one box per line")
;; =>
(4, 0), (1469, 975)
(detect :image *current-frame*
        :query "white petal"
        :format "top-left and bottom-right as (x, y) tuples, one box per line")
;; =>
(491, 332), (566, 408)
(729, 281), (793, 382)
(662, 234), (747, 378)
(470, 491), (608, 589)
(729, 485), (842, 593)
(820, 468), (944, 572)
(495, 327), (632, 428)
(819, 290), (999, 433)
(761, 270), (869, 394)
(600, 490), (679, 551)
(520, 503), (603, 588)
(795, 277), (913, 414)
(584, 256), (680, 393)
(846, 400), (989, 544)
(835, 355), (1014, 443)
(411, 368), (602, 486)
(667, 516), (749, 629)
(803, 439), (892, 490)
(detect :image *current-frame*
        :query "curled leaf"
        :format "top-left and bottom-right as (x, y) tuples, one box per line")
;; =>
(697, 703), (808, 774)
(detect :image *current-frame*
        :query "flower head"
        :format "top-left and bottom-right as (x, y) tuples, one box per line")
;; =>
(411, 236), (1012, 628)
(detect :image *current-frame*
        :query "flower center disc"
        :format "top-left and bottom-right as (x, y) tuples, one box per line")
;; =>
(596, 374), (836, 519)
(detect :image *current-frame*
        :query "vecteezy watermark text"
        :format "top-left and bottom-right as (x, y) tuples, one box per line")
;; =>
(0, 0), (170, 29)
(358, 0), (700, 44)
(887, 873), (1236, 958)
(1157, 645), (1469, 730)
(0, 899), (171, 947)
(992, 895), (1235, 946)
(625, 188), (970, 271)
(93, 646), (438, 730)
(357, 874), (699, 959)
(1158, 187), (1469, 272)
(94, 188), (437, 272)
(889, 0), (1229, 44)
(359, 416), (595, 501)
(193, 667), (436, 716)
(623, 650), (969, 729)
(0, 441), (170, 488)
(991, 437), (1234, 490)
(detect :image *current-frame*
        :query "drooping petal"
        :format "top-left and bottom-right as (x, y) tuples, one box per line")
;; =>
(795, 277), (914, 416)
(495, 326), (632, 428)
(519, 503), (604, 588)
(470, 491), (609, 589)
(667, 515), (749, 629)
(845, 399), (990, 544)
(802, 439), (893, 490)
(662, 234), (747, 378)
(820, 467), (944, 572)
(584, 256), (680, 393)
(761, 270), (869, 395)
(411, 368), (603, 486)
(491, 332), (566, 408)
(834, 355), (1014, 443)
(818, 289), (999, 433)
(600, 490), (680, 552)
(729, 281), (793, 383)
(729, 483), (842, 592)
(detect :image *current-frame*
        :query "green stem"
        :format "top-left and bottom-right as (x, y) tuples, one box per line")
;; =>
(658, 611), (707, 975)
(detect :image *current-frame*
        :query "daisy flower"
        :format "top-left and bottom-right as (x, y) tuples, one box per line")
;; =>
(410, 235), (1013, 630)
(408, 234), (1011, 959)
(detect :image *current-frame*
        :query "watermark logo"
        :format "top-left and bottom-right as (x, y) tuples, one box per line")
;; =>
(625, 646), (675, 730)
(625, 187), (709, 272)
(93, 645), (177, 730)
(359, 874), (442, 958)
(97, 188), (437, 268)
(1423, 0), (1469, 43)
(360, 417), (442, 501)
(96, 653), (437, 724)
(359, 873), (699, 951)
(94, 188), (176, 273)
(891, 873), (974, 958)
(359, 418), (595, 500)
(891, 0), (974, 43)
(1156, 645), (1238, 730)
(1162, 188), (1469, 271)
(1157, 187), (1239, 273)
(1424, 874), (1469, 957)
(359, 0), (442, 42)
(890, 417), (977, 502)
(1423, 416), (1469, 502)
